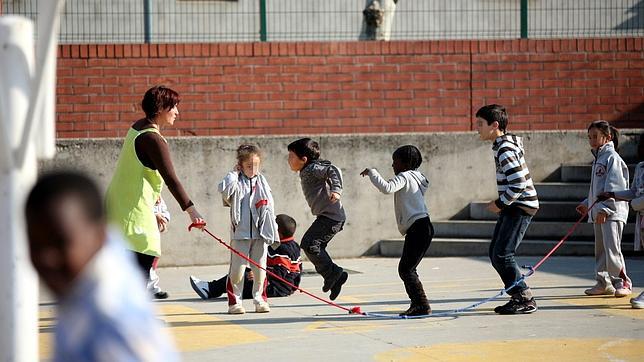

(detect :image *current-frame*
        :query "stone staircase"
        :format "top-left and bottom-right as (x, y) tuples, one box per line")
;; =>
(379, 163), (636, 257)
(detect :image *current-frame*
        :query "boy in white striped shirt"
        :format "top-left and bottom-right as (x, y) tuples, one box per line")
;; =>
(476, 104), (540, 315)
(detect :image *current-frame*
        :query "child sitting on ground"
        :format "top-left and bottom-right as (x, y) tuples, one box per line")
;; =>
(190, 214), (302, 299)
(361, 145), (434, 316)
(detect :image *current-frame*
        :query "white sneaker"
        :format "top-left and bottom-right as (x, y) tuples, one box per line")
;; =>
(228, 304), (246, 314)
(614, 280), (632, 298)
(630, 291), (644, 309)
(584, 283), (616, 296)
(255, 301), (270, 313)
(189, 276), (211, 300)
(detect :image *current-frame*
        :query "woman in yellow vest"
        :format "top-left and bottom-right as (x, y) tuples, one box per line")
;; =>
(106, 86), (205, 276)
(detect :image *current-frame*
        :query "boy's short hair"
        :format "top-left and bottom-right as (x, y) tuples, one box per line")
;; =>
(476, 104), (508, 133)
(287, 138), (320, 161)
(236, 144), (262, 164)
(25, 171), (104, 245)
(393, 145), (423, 170)
(275, 214), (296, 238)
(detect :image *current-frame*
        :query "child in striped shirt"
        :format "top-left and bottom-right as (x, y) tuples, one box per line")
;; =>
(476, 104), (539, 315)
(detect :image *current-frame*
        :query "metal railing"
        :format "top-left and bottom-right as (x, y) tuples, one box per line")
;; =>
(3, 0), (643, 43)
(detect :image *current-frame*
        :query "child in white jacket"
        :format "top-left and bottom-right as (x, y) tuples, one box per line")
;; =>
(361, 145), (434, 316)
(217, 144), (279, 314)
(576, 121), (632, 298)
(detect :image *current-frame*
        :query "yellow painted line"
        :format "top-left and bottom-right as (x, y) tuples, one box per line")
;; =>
(304, 321), (387, 334)
(159, 305), (268, 351)
(375, 338), (644, 361)
(38, 309), (55, 360)
(337, 295), (365, 304)
(553, 293), (644, 319)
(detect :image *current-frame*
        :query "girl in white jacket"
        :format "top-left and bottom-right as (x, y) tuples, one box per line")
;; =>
(576, 121), (632, 298)
(361, 145), (434, 316)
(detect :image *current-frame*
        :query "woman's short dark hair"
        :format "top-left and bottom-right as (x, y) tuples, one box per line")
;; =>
(476, 104), (508, 133)
(141, 86), (180, 120)
(287, 138), (320, 162)
(393, 145), (422, 170)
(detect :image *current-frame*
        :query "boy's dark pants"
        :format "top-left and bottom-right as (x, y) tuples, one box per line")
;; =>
(489, 207), (533, 296)
(301, 216), (345, 288)
(399, 217), (434, 307)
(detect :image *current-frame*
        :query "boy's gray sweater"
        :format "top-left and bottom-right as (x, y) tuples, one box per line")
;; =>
(367, 169), (429, 235)
(299, 160), (346, 222)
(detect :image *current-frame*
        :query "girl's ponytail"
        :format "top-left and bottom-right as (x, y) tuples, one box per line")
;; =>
(609, 125), (619, 150)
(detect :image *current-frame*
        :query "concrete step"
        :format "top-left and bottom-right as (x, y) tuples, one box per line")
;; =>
(378, 238), (635, 257)
(534, 182), (588, 201)
(561, 164), (591, 182)
(560, 163), (637, 183)
(433, 220), (635, 240)
(470, 201), (580, 220)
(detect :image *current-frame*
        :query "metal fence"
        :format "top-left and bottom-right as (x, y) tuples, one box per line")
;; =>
(3, 0), (644, 43)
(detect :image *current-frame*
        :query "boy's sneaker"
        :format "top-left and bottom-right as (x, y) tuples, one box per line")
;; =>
(189, 276), (211, 300)
(495, 298), (537, 315)
(630, 291), (644, 309)
(228, 304), (245, 314)
(329, 272), (348, 301)
(153, 291), (169, 299)
(584, 283), (616, 296)
(399, 304), (431, 317)
(614, 281), (632, 298)
(255, 301), (270, 313)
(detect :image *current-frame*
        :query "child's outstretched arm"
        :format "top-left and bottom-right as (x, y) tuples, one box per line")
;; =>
(361, 168), (406, 194)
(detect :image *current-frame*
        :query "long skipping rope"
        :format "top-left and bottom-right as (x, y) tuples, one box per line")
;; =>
(189, 199), (599, 320)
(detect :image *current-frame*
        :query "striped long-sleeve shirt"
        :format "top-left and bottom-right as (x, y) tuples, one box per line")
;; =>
(492, 134), (539, 214)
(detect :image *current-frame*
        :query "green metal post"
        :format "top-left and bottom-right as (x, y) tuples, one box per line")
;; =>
(520, 0), (528, 39)
(259, 0), (267, 41)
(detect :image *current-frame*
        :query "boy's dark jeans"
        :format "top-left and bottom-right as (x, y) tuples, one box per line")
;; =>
(489, 207), (533, 296)
(301, 216), (345, 287)
(399, 217), (434, 307)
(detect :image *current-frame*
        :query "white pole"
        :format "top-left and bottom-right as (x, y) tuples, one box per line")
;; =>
(0, 0), (63, 359)
(0, 17), (39, 362)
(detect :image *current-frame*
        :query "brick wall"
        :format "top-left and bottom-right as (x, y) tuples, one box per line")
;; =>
(56, 39), (644, 138)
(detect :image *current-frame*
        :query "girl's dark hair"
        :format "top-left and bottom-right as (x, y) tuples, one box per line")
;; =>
(287, 138), (320, 162)
(393, 145), (423, 171)
(236, 144), (261, 164)
(476, 104), (508, 133)
(275, 214), (297, 238)
(141, 86), (180, 120)
(588, 120), (619, 150)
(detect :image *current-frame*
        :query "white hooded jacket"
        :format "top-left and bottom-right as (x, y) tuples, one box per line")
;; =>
(367, 169), (430, 235)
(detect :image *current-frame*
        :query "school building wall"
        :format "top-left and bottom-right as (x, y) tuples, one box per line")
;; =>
(56, 38), (644, 139)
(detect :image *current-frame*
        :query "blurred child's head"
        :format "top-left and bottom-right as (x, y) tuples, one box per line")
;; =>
(287, 138), (320, 171)
(476, 104), (508, 140)
(25, 171), (106, 298)
(237, 144), (262, 178)
(587, 120), (619, 151)
(275, 214), (297, 240)
(392, 145), (423, 174)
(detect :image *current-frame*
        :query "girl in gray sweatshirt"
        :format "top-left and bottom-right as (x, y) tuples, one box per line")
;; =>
(361, 145), (434, 317)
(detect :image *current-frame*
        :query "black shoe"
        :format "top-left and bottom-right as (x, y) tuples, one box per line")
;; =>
(322, 270), (343, 293)
(496, 298), (537, 315)
(399, 304), (431, 317)
(153, 291), (169, 299)
(329, 272), (348, 300)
